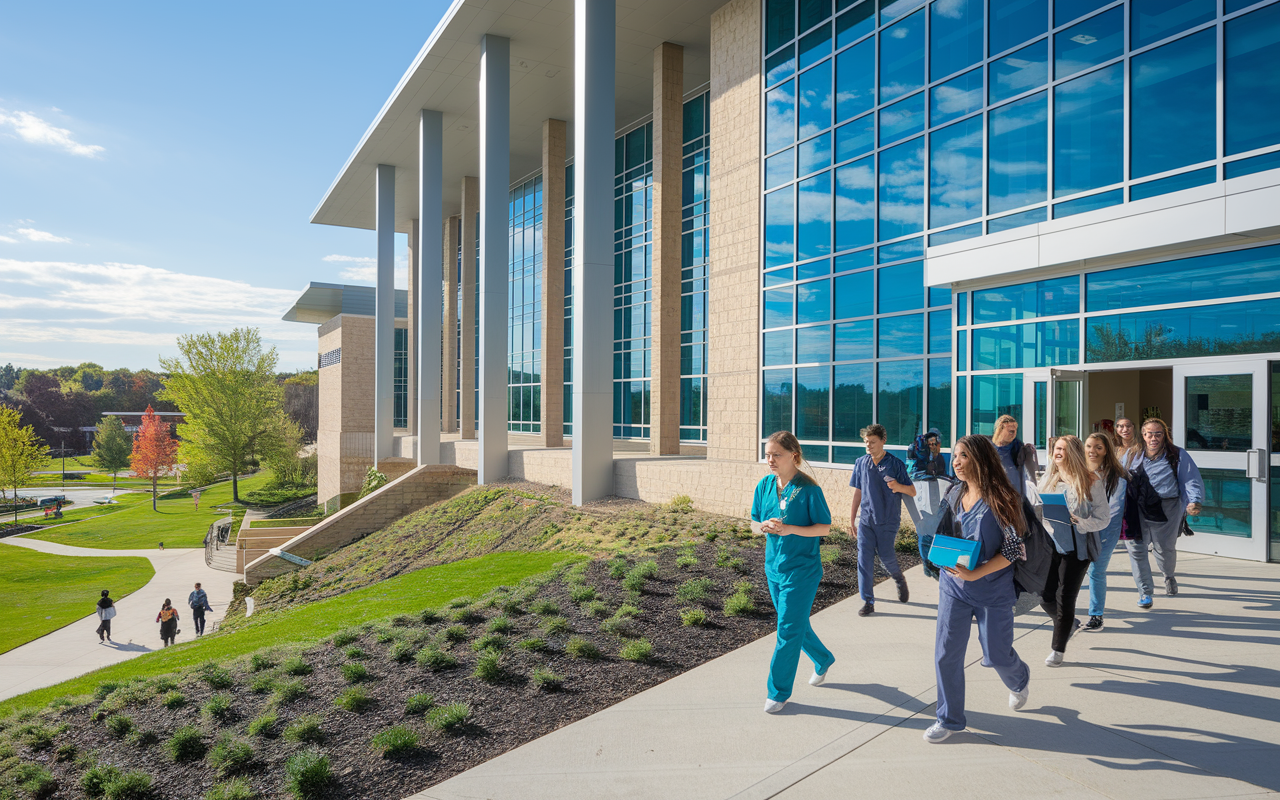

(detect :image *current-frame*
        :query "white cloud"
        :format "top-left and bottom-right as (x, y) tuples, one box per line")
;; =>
(0, 235), (16, 244)
(0, 109), (104, 158)
(322, 253), (406, 286)
(15, 227), (70, 243)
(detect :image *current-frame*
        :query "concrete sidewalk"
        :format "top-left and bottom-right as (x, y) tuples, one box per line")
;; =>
(0, 536), (239, 702)
(412, 552), (1280, 800)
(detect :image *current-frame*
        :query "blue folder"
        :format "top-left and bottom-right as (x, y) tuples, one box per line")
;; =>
(927, 533), (983, 570)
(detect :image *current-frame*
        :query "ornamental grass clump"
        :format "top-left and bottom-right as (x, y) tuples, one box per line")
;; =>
(541, 616), (570, 635)
(723, 581), (756, 617)
(202, 693), (234, 723)
(517, 637), (548, 652)
(330, 629), (360, 647)
(284, 749), (332, 800)
(160, 690), (186, 709)
(528, 598), (560, 616)
(405, 693), (435, 715)
(272, 679), (308, 704)
(282, 715), (323, 744)
(105, 714), (133, 738)
(440, 624), (469, 644)
(415, 645), (458, 671)
(487, 615), (514, 634)
(388, 640), (415, 663)
(681, 608), (708, 627)
(249, 675), (275, 694)
(340, 662), (370, 684)
(207, 735), (254, 777)
(166, 725), (206, 762)
(280, 656), (312, 676)
(619, 638), (654, 662)
(198, 663), (234, 690)
(249, 653), (275, 673)
(204, 778), (256, 800)
(531, 666), (563, 691)
(569, 584), (596, 604)
(472, 633), (507, 652)
(566, 636), (601, 660)
(82, 764), (123, 797)
(473, 651), (503, 682)
(427, 702), (471, 732)
(676, 577), (714, 603)
(334, 686), (373, 713)
(247, 711), (279, 738)
(103, 770), (155, 800)
(370, 725), (419, 758)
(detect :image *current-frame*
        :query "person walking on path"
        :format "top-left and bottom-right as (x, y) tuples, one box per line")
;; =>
(991, 415), (1040, 493)
(850, 424), (916, 616)
(156, 599), (180, 647)
(1083, 433), (1128, 632)
(188, 582), (212, 636)
(95, 590), (115, 644)
(1036, 435), (1109, 667)
(750, 431), (835, 715)
(1124, 418), (1204, 603)
(925, 435), (1030, 744)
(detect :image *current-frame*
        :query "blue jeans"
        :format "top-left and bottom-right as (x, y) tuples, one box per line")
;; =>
(766, 576), (834, 702)
(1086, 523), (1122, 617)
(935, 589), (1029, 731)
(857, 521), (904, 604)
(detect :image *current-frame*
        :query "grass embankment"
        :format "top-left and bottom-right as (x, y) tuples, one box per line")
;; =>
(15, 492), (152, 529)
(0, 551), (572, 716)
(0, 548), (153, 655)
(26, 457), (183, 491)
(245, 517), (317, 529)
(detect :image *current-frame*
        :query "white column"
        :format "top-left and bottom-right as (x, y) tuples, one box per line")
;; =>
(572, 0), (616, 504)
(478, 34), (510, 483)
(418, 109), (444, 465)
(374, 163), (396, 463)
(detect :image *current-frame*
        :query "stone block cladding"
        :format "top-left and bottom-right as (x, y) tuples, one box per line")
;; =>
(651, 42), (684, 456)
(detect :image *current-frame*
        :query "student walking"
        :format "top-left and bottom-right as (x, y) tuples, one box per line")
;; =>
(925, 435), (1030, 743)
(95, 590), (115, 643)
(1124, 418), (1204, 603)
(750, 431), (835, 714)
(188, 582), (212, 636)
(156, 599), (180, 647)
(849, 424), (915, 615)
(1037, 435), (1109, 666)
(1083, 433), (1128, 631)
(990, 414), (1040, 492)
(1115, 418), (1141, 469)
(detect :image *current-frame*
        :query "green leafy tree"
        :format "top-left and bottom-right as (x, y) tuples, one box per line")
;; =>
(0, 406), (47, 522)
(158, 328), (284, 503)
(92, 415), (132, 492)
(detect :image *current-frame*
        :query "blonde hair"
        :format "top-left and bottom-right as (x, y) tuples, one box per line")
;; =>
(765, 430), (815, 484)
(1141, 417), (1173, 458)
(1085, 432), (1128, 497)
(994, 415), (1018, 437)
(1038, 434), (1096, 502)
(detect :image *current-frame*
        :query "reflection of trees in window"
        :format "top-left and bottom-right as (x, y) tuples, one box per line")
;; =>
(1087, 320), (1280, 363)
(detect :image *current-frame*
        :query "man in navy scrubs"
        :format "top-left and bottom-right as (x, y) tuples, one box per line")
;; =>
(850, 424), (916, 616)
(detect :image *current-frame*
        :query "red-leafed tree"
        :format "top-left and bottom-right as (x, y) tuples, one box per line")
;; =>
(132, 405), (178, 511)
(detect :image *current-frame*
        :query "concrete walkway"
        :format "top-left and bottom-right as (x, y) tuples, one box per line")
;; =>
(0, 536), (240, 702)
(413, 552), (1280, 800)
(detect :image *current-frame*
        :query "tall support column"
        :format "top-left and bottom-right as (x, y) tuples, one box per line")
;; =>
(374, 163), (396, 462)
(478, 34), (510, 483)
(540, 118), (567, 448)
(442, 215), (460, 433)
(651, 42), (684, 455)
(418, 109), (444, 465)
(460, 176), (479, 439)
(406, 218), (418, 439)
(572, 0), (616, 504)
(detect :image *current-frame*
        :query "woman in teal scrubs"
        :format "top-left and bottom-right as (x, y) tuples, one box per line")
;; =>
(751, 430), (834, 714)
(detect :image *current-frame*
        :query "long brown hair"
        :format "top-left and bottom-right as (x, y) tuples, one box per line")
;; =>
(765, 430), (815, 484)
(1086, 432), (1128, 497)
(1141, 417), (1173, 459)
(1039, 434), (1097, 501)
(954, 434), (1025, 535)
(1116, 417), (1140, 463)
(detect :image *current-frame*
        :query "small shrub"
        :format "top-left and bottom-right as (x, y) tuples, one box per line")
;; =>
(517, 637), (548, 652)
(152, 676), (179, 693)
(723, 586), (755, 617)
(249, 653), (276, 672)
(273, 679), (308, 704)
(451, 607), (483, 624)
(415, 645), (458, 671)
(166, 725), (206, 762)
(94, 682), (121, 701)
(13, 721), (58, 750)
(405, 693), (435, 715)
(334, 686), (372, 712)
(446, 596), (474, 609)
(541, 616), (570, 635)
(390, 613), (417, 627)
(676, 554), (698, 569)
(715, 546), (733, 567)
(284, 749), (332, 800)
(247, 711), (279, 738)
(104, 770), (155, 800)
(199, 663), (234, 690)
(203, 693), (234, 723)
(473, 651), (503, 682)
(528, 598), (560, 616)
(619, 638), (654, 662)
(249, 674), (275, 694)
(633, 559), (659, 579)
(127, 729), (160, 747)
(681, 608), (708, 627)
(621, 571), (647, 593)
(531, 666), (563, 691)
(208, 735), (254, 777)
(205, 778), (257, 800)
(105, 714), (133, 738)
(583, 599), (609, 618)
(569, 585), (596, 603)
(388, 640), (415, 663)
(427, 702), (471, 732)
(705, 530), (719, 542)
(343, 645), (367, 660)
(820, 544), (840, 565)
(566, 637), (601, 659)
(13, 762), (56, 799)
(472, 633), (507, 652)
(370, 725), (419, 758)
(440, 624), (469, 644)
(331, 629), (360, 647)
(487, 615), (513, 634)
(340, 663), (370, 684)
(280, 656), (312, 676)
(676, 577), (714, 603)
(895, 528), (918, 554)
(614, 603), (641, 618)
(728, 557), (748, 573)
(54, 742), (77, 762)
(419, 607), (441, 624)
(283, 715), (323, 744)
(607, 558), (628, 579)
(83, 764), (123, 797)
(600, 615), (637, 637)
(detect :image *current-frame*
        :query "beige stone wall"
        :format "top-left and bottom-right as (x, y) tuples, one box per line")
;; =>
(460, 176), (479, 439)
(707, 0), (763, 463)
(540, 120), (567, 447)
(651, 42), (685, 456)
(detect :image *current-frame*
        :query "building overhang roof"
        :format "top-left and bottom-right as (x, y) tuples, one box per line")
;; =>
(283, 282), (410, 324)
(310, 0), (729, 233)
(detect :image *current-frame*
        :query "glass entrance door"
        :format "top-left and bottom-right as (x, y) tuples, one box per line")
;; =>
(1172, 360), (1269, 561)
(1024, 369), (1088, 458)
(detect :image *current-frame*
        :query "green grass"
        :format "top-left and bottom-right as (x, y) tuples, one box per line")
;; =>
(11, 491), (152, 529)
(0, 546), (153, 654)
(0, 550), (579, 715)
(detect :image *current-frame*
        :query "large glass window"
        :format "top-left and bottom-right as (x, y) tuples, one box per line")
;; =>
(797, 278), (832, 323)
(682, 94), (710, 442)
(1130, 29), (1216, 180)
(990, 0), (1047, 56)
(878, 261), (925, 312)
(880, 10), (925, 102)
(836, 318), (874, 360)
(928, 357), (952, 442)
(833, 363), (873, 441)
(878, 137), (925, 239)
(930, 0), (982, 80)
(880, 94), (926, 146)
(796, 366), (830, 440)
(766, 80), (796, 154)
(1225, 3), (1280, 156)
(1055, 7), (1123, 80)
(1185, 374), (1253, 452)
(1131, 0), (1215, 50)
(931, 68), (984, 126)
(1054, 63), (1123, 197)
(1087, 297), (1280, 363)
(393, 327), (408, 428)
(797, 172), (833, 260)
(971, 373), (1023, 435)
(930, 116), (984, 227)
(837, 1), (875, 48)
(878, 359), (924, 445)
(834, 269), (873, 319)
(929, 309), (952, 354)
(763, 368), (793, 436)
(1086, 244), (1280, 312)
(1186, 468), (1252, 537)
(836, 39), (876, 122)
(988, 92), (1048, 214)
(879, 313), (925, 357)
(508, 175), (543, 433)
(972, 320), (1081, 369)
(766, 0), (796, 53)
(990, 40), (1048, 105)
(974, 276), (1080, 322)
(765, 187), (795, 268)
(835, 157), (875, 250)
(798, 64), (834, 138)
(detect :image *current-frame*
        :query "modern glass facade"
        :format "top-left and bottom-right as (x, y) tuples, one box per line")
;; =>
(614, 123), (655, 438)
(682, 93), (711, 442)
(508, 175), (543, 432)
(563, 163), (575, 437)
(393, 327), (408, 429)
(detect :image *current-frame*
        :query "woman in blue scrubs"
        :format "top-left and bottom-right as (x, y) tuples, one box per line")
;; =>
(926, 434), (1031, 743)
(751, 430), (834, 714)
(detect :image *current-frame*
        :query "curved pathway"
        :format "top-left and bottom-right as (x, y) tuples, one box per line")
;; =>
(0, 535), (239, 702)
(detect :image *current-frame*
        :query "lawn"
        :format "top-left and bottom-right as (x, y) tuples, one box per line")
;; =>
(14, 491), (151, 528)
(0, 550), (577, 715)
(23, 472), (273, 550)
(0, 546), (154, 655)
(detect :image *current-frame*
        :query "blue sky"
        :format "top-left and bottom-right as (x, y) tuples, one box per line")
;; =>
(0, 1), (451, 373)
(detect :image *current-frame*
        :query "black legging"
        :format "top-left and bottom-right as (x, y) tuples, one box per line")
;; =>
(1040, 549), (1092, 652)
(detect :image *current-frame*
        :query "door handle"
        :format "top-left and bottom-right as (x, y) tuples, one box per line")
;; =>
(1246, 449), (1267, 483)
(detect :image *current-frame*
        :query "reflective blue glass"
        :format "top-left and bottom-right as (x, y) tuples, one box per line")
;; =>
(1225, 3), (1280, 156)
(799, 23), (832, 70)
(930, 0), (982, 80)
(1054, 63), (1123, 197)
(835, 249), (875, 272)
(835, 269), (874, 318)
(1226, 0), (1261, 11)
(799, 0), (831, 34)
(798, 65), (833, 139)
(797, 171), (833, 261)
(1086, 244), (1280, 312)
(835, 156), (875, 251)
(833, 363), (874, 440)
(1131, 0), (1215, 50)
(928, 357), (952, 442)
(930, 285), (952, 307)
(955, 374), (967, 438)
(836, 39), (876, 122)
(988, 206), (1046, 233)
(798, 132), (832, 175)
(836, 115), (875, 162)
(764, 330), (794, 365)
(798, 257), (832, 280)
(971, 374), (1022, 436)
(878, 260), (925, 312)
(929, 222), (982, 246)
(1055, 0), (1110, 27)
(796, 366), (830, 440)
(880, 0), (926, 23)
(929, 309), (952, 353)
(932, 68), (983, 127)
(797, 278), (832, 323)
(989, 39), (1048, 105)
(929, 116), (984, 227)
(1055, 7), (1123, 80)
(1087, 298), (1280, 363)
(1131, 29), (1216, 179)
(1053, 188), (1122, 217)
(765, 186), (795, 268)
(878, 359), (924, 445)
(1226, 150), (1280, 179)
(956, 291), (968, 325)
(956, 327), (967, 369)
(974, 276), (1079, 322)
(1130, 166), (1215, 201)
(878, 137), (925, 239)
(972, 320), (1080, 369)
(766, 45), (797, 86)
(878, 237), (923, 261)
(990, 0), (1047, 56)
(797, 325), (832, 362)
(763, 368), (793, 436)
(879, 93), (926, 146)
(767, 0), (796, 53)
(765, 286), (795, 328)
(766, 79), (796, 154)
(989, 91), (1048, 213)
(836, 319), (874, 359)
(837, 0), (876, 47)
(880, 10), (925, 103)
(879, 313), (924, 356)
(765, 267), (794, 287)
(766, 148), (795, 190)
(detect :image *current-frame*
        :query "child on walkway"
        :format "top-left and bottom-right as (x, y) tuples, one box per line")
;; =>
(156, 599), (180, 647)
(849, 424), (915, 616)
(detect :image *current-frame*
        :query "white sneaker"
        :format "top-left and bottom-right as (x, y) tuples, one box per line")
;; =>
(1045, 650), (1064, 667)
(923, 722), (956, 743)
(1009, 686), (1029, 711)
(809, 667), (829, 686)
(764, 698), (787, 714)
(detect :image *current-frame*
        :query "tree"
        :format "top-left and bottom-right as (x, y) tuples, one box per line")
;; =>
(131, 406), (178, 511)
(92, 415), (132, 492)
(0, 406), (47, 522)
(158, 328), (284, 502)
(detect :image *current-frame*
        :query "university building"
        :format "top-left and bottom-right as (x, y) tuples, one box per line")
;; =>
(286, 0), (1280, 563)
